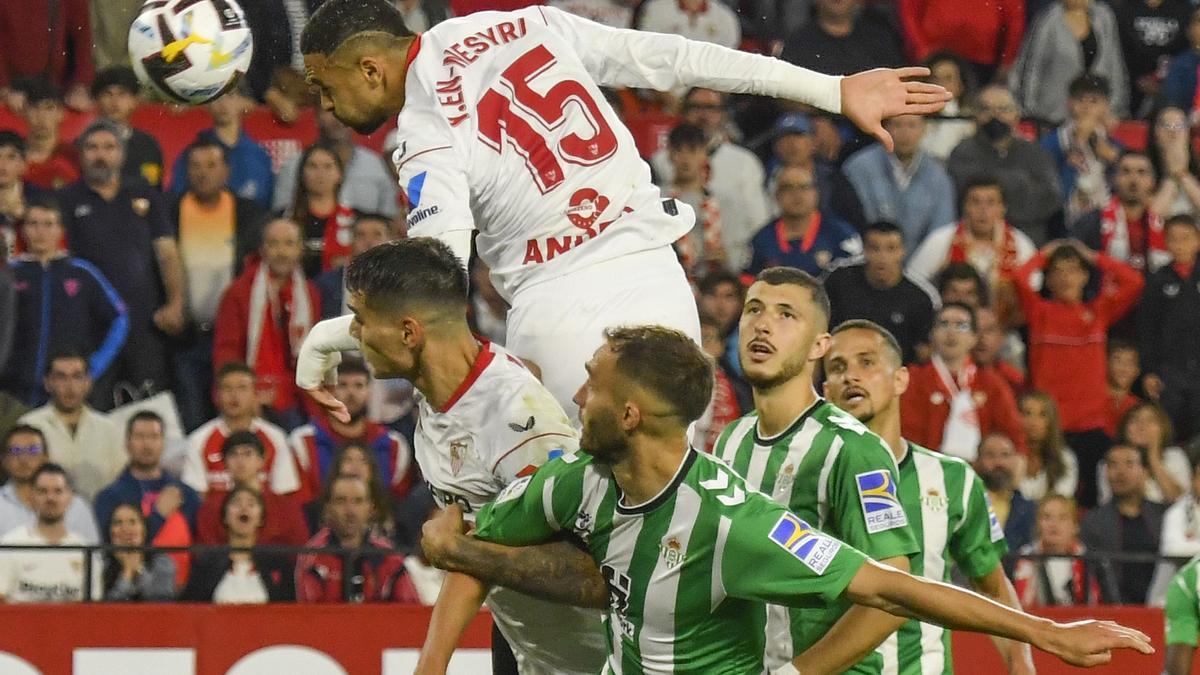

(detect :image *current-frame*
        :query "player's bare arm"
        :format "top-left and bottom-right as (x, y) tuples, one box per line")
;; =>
(844, 560), (1154, 668)
(421, 505), (609, 609)
(969, 565), (1036, 674)
(1165, 644), (1195, 675)
(416, 572), (491, 675)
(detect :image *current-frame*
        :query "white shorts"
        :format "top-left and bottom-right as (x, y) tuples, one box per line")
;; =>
(505, 245), (702, 419)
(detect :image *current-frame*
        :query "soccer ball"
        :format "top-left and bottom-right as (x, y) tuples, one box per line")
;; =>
(128, 0), (254, 105)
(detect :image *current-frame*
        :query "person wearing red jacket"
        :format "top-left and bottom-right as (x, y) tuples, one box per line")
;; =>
(295, 474), (421, 603)
(196, 431), (310, 546)
(0, 0), (93, 110)
(213, 218), (321, 429)
(898, 0), (1025, 84)
(902, 303), (1027, 460)
(1008, 239), (1144, 507)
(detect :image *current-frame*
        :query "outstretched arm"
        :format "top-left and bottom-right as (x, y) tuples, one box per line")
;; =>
(970, 565), (1036, 674)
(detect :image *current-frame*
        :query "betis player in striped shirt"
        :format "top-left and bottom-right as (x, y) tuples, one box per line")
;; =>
(420, 325), (1154, 674)
(820, 319), (1034, 674)
(1165, 555), (1200, 674)
(711, 268), (919, 672)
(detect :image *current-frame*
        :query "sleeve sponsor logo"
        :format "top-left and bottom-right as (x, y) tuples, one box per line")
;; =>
(768, 512), (841, 574)
(495, 475), (532, 504)
(405, 171), (440, 225)
(984, 493), (1005, 543)
(856, 470), (909, 534)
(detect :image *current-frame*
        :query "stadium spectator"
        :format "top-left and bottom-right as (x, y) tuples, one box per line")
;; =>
(90, 0), (143, 71)
(973, 306), (1027, 395)
(91, 67), (164, 190)
(1153, 455), (1200, 601)
(650, 88), (769, 271)
(744, 165), (861, 277)
(1010, 239), (1143, 507)
(1113, 0), (1191, 117)
(692, 314), (747, 453)
(0, 425), (98, 543)
(937, 261), (991, 309)
(1042, 75), (1122, 223)
(181, 362), (300, 496)
(101, 503), (176, 602)
(921, 52), (978, 161)
(393, 0), (452, 32)
(5, 201), (128, 407)
(283, 143), (357, 277)
(779, 0), (906, 75)
(273, 109), (398, 220)
(898, 0), (1025, 85)
(236, 0), (314, 110)
(296, 474), (421, 603)
(1018, 390), (1081, 502)
(303, 442), (419, 550)
(901, 303), (1026, 460)
(59, 120), (183, 407)
(1147, 106), (1200, 219)
(314, 213), (396, 320)
(1072, 151), (1168, 274)
(20, 353), (124, 500)
(0, 464), (100, 603)
(662, 124), (727, 278)
(181, 485), (295, 603)
(170, 137), (269, 432)
(94, 411), (200, 586)
(907, 176), (1036, 291)
(1081, 443), (1165, 603)
(697, 269), (746, 377)
(763, 113), (844, 222)
(467, 257), (508, 346)
(841, 114), (956, 251)
(1104, 402), (1190, 504)
(1106, 341), (1143, 440)
(1013, 494), (1117, 606)
(0, 132), (50, 253)
(289, 359), (413, 503)
(1010, 0), (1130, 125)
(548, 0), (633, 28)
(975, 432), (1038, 566)
(636, 0), (741, 49)
(18, 81), (80, 191)
(0, 392), (27, 456)
(212, 219), (321, 428)
(947, 85), (1063, 245)
(1139, 213), (1200, 442)
(196, 431), (308, 546)
(0, 2), (93, 110)
(169, 90), (275, 208)
(824, 221), (939, 365)
(1162, 8), (1200, 113)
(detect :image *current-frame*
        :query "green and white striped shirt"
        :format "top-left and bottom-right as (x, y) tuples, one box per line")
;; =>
(884, 441), (1007, 674)
(712, 399), (919, 673)
(1166, 555), (1200, 648)
(475, 448), (868, 674)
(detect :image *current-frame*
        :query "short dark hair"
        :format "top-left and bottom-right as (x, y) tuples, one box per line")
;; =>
(19, 78), (61, 107)
(90, 66), (140, 99)
(217, 361), (256, 383)
(25, 196), (63, 222)
(1107, 339), (1138, 358)
(45, 350), (88, 376)
(301, 0), (413, 56)
(938, 301), (978, 333)
(221, 484), (265, 531)
(1108, 442), (1148, 469)
(667, 123), (707, 151)
(603, 325), (714, 424)
(31, 462), (70, 489)
(222, 430), (265, 459)
(863, 220), (904, 242)
(754, 267), (831, 328)
(960, 175), (1006, 209)
(0, 130), (26, 159)
(1165, 213), (1199, 234)
(1068, 73), (1110, 100)
(1046, 242), (1089, 271)
(126, 410), (164, 439)
(3, 424), (46, 453)
(345, 238), (469, 315)
(697, 269), (742, 297)
(830, 319), (904, 366)
(185, 136), (231, 167)
(937, 262), (991, 306)
(337, 357), (371, 379)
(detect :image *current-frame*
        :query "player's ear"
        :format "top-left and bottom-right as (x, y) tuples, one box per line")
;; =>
(399, 316), (422, 346)
(357, 54), (384, 87)
(808, 332), (832, 362)
(621, 401), (641, 432)
(894, 365), (910, 397)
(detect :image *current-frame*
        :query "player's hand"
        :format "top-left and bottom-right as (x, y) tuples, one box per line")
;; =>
(840, 67), (952, 153)
(1036, 620), (1153, 667)
(421, 505), (470, 570)
(297, 315), (360, 422)
(304, 385), (351, 424)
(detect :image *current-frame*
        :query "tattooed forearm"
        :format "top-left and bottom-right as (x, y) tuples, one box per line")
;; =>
(442, 537), (609, 609)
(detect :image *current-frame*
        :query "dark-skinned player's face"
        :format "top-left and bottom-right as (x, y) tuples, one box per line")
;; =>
(304, 52), (394, 135)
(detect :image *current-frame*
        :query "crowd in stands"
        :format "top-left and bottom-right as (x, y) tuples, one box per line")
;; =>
(1, 0), (1200, 608)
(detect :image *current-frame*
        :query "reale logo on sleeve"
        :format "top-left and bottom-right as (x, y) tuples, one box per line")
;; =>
(855, 470), (909, 534)
(767, 512), (841, 574)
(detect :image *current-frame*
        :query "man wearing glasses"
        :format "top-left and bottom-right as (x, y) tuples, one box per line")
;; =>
(744, 165), (861, 278)
(0, 425), (98, 543)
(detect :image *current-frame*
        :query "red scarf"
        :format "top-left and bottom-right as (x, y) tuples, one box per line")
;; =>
(319, 204), (357, 273)
(947, 220), (1021, 280)
(1099, 196), (1166, 272)
(670, 189), (724, 279)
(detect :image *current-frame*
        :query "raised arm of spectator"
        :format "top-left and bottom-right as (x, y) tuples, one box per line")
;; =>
(1007, 248), (1049, 317)
(1094, 253), (1145, 326)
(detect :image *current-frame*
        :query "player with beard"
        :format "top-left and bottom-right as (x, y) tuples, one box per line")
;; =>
(340, 237), (607, 675)
(821, 319), (1033, 674)
(420, 325), (1154, 674)
(711, 267), (918, 673)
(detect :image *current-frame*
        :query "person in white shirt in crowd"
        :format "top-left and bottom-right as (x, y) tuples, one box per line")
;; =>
(0, 463), (101, 602)
(0, 425), (98, 544)
(548, 0), (635, 28)
(1148, 456), (1200, 606)
(636, 0), (741, 49)
(1098, 402), (1190, 505)
(662, 123), (727, 278)
(920, 52), (978, 162)
(1018, 390), (1081, 502)
(20, 353), (124, 500)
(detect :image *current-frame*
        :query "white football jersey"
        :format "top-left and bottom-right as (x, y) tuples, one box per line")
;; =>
(414, 340), (606, 674)
(395, 6), (819, 301)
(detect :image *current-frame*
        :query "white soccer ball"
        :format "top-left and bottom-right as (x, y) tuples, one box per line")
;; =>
(128, 0), (254, 105)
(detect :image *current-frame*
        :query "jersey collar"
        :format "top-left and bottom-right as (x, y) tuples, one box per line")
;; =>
(754, 397), (822, 445)
(404, 33), (423, 73)
(614, 448), (698, 516)
(438, 340), (495, 413)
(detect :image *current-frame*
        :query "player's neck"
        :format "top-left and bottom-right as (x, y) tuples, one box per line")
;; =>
(415, 329), (483, 411)
(753, 373), (818, 437)
(867, 408), (904, 460)
(612, 433), (690, 506)
(386, 37), (419, 114)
